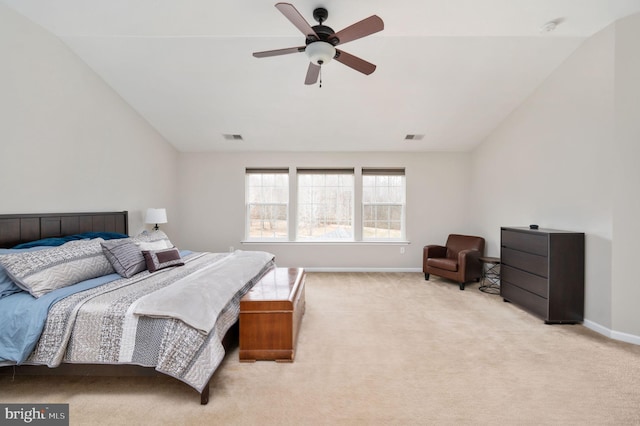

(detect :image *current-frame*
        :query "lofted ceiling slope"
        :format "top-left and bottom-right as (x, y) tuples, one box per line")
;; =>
(3, 0), (640, 152)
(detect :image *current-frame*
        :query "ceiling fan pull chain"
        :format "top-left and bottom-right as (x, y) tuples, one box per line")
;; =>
(319, 66), (322, 88)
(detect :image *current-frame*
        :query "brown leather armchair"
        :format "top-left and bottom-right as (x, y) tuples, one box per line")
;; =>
(423, 234), (485, 290)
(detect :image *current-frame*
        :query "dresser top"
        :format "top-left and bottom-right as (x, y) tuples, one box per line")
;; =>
(502, 226), (584, 235)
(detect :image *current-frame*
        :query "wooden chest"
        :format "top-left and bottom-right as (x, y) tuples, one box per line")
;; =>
(239, 267), (306, 362)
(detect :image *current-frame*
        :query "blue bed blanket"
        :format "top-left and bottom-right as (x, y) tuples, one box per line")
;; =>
(0, 273), (121, 364)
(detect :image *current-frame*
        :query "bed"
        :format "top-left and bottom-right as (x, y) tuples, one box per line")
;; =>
(0, 211), (274, 404)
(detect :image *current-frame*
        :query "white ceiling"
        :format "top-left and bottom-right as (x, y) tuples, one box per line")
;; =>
(4, 0), (640, 152)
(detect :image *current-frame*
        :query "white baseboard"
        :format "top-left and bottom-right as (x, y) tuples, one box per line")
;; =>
(583, 319), (640, 346)
(303, 267), (423, 273)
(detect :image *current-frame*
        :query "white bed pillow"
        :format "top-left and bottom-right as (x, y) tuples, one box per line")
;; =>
(137, 240), (172, 251)
(132, 230), (173, 250)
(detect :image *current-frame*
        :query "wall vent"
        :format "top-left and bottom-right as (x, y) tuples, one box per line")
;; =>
(404, 134), (424, 140)
(223, 134), (243, 141)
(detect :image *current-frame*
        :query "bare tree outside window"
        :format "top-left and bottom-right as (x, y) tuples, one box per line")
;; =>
(246, 167), (405, 242)
(362, 169), (405, 240)
(297, 170), (354, 240)
(246, 169), (288, 239)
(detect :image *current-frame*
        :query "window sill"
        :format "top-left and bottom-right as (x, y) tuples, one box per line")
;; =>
(241, 240), (411, 246)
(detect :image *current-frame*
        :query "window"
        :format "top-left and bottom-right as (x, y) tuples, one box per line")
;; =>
(244, 167), (406, 243)
(297, 169), (354, 241)
(362, 168), (406, 240)
(245, 168), (289, 240)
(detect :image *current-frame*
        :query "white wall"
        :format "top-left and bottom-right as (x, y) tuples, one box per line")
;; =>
(471, 16), (640, 341)
(612, 13), (640, 340)
(0, 5), (178, 235)
(176, 151), (472, 270)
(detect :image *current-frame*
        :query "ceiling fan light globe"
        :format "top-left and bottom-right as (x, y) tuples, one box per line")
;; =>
(306, 41), (336, 66)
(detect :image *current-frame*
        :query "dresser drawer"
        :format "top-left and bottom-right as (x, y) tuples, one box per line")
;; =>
(501, 281), (548, 320)
(501, 229), (548, 256)
(501, 265), (548, 298)
(501, 247), (548, 277)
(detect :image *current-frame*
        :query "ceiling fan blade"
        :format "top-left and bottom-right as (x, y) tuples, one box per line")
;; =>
(335, 49), (376, 75)
(334, 15), (384, 45)
(304, 63), (321, 85)
(275, 3), (319, 40)
(253, 46), (305, 58)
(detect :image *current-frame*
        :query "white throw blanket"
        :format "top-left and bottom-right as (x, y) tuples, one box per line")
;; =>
(133, 250), (274, 334)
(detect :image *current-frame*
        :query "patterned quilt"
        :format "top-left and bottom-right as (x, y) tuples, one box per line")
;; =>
(25, 251), (274, 393)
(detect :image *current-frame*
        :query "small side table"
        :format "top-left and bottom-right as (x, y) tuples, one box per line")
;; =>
(479, 256), (500, 294)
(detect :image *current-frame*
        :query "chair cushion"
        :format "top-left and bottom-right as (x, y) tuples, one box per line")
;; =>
(427, 258), (458, 272)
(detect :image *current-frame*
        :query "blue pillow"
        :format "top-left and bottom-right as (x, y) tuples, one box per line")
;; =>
(0, 247), (52, 298)
(11, 232), (128, 249)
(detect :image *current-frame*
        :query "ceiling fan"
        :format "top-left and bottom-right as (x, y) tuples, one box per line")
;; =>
(253, 3), (384, 85)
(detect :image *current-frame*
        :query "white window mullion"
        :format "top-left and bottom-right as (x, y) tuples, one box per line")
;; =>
(354, 167), (363, 241)
(289, 167), (297, 242)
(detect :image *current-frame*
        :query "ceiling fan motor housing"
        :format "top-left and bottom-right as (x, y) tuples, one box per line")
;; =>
(306, 8), (339, 46)
(307, 25), (339, 45)
(305, 8), (339, 65)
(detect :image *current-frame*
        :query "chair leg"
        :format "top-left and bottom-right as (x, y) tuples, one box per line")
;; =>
(424, 273), (430, 280)
(459, 282), (465, 290)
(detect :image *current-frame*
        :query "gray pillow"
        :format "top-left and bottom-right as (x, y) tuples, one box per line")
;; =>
(101, 239), (147, 278)
(0, 247), (52, 299)
(0, 239), (114, 298)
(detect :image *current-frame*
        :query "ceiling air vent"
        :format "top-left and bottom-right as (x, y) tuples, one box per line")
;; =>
(223, 134), (243, 141)
(404, 134), (424, 140)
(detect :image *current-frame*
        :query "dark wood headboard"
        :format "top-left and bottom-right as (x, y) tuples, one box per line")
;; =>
(0, 211), (128, 248)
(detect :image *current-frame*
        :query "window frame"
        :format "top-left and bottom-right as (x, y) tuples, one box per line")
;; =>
(244, 167), (408, 244)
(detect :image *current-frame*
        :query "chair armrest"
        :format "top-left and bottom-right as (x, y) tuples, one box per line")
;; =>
(458, 249), (483, 280)
(424, 245), (447, 272)
(424, 245), (447, 259)
(423, 245), (447, 272)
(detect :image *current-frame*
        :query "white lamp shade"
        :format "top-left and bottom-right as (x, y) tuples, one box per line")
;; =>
(145, 208), (167, 225)
(306, 41), (336, 65)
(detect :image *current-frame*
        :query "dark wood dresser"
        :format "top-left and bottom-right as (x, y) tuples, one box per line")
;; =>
(500, 227), (584, 324)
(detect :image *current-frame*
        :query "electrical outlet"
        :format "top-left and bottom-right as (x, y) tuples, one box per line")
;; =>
(229, 246), (234, 252)
(400, 247), (405, 254)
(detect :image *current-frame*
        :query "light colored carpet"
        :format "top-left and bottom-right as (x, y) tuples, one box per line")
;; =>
(1, 272), (639, 425)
